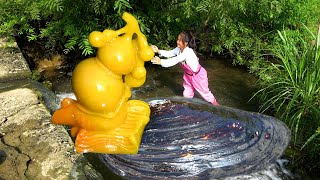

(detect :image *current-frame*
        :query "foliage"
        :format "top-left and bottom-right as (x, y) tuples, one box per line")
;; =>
(0, 0), (137, 56)
(135, 0), (188, 49)
(1, 0), (319, 62)
(302, 126), (320, 159)
(0, 0), (192, 56)
(182, 0), (320, 67)
(252, 26), (320, 155)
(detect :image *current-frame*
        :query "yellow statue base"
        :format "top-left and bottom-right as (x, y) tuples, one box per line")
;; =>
(53, 98), (150, 154)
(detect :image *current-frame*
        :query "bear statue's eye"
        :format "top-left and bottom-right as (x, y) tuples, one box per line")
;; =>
(118, 33), (125, 37)
(132, 33), (138, 40)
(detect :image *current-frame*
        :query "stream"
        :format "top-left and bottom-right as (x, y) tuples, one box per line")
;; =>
(44, 56), (298, 179)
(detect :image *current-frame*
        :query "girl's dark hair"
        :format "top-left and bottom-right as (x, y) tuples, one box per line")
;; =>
(180, 31), (197, 50)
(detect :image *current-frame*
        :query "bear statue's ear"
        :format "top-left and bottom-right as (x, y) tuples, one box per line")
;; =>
(88, 31), (107, 48)
(88, 30), (118, 48)
(102, 29), (118, 42)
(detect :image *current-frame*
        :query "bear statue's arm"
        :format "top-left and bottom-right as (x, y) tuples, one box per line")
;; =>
(124, 59), (147, 88)
(125, 33), (154, 88)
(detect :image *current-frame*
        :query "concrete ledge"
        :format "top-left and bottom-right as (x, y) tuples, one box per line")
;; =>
(0, 38), (31, 82)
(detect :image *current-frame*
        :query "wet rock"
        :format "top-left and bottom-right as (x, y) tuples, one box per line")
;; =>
(84, 164), (104, 180)
(0, 37), (103, 179)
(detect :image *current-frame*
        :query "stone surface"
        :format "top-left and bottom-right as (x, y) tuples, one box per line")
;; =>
(0, 38), (103, 180)
(0, 88), (88, 179)
(0, 38), (31, 81)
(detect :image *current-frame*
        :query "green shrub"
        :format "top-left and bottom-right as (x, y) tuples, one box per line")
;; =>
(1, 0), (319, 65)
(182, 0), (320, 67)
(0, 0), (143, 56)
(253, 26), (320, 155)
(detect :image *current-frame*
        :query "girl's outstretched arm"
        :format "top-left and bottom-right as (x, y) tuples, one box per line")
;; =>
(151, 52), (186, 68)
(150, 45), (180, 58)
(159, 47), (180, 58)
(150, 45), (159, 53)
(151, 56), (161, 65)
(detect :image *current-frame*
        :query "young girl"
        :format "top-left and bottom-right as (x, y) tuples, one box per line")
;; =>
(151, 31), (219, 106)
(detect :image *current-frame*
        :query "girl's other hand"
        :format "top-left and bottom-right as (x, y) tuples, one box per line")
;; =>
(150, 45), (159, 53)
(151, 56), (161, 65)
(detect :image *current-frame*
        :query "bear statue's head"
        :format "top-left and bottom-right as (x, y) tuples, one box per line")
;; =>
(88, 12), (154, 75)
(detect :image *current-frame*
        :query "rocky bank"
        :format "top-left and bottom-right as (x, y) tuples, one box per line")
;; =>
(0, 38), (103, 180)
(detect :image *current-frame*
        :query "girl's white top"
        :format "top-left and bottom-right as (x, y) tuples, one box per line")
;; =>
(159, 47), (199, 72)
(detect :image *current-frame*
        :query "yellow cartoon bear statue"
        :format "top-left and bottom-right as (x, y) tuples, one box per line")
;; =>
(52, 12), (154, 154)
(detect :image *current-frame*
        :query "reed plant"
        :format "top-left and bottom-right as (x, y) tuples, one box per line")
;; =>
(253, 26), (320, 154)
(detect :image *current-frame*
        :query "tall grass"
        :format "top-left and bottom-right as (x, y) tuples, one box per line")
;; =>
(253, 26), (320, 152)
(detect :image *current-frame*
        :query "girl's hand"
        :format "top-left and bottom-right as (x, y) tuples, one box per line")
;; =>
(151, 56), (161, 65)
(150, 45), (159, 53)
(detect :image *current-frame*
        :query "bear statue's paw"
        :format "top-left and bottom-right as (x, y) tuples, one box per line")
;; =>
(127, 100), (151, 125)
(61, 98), (76, 108)
(52, 98), (79, 127)
(112, 100), (150, 136)
(75, 129), (139, 154)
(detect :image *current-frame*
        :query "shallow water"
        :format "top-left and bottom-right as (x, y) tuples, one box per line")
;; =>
(50, 57), (296, 179)
(132, 58), (259, 112)
(52, 57), (258, 112)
